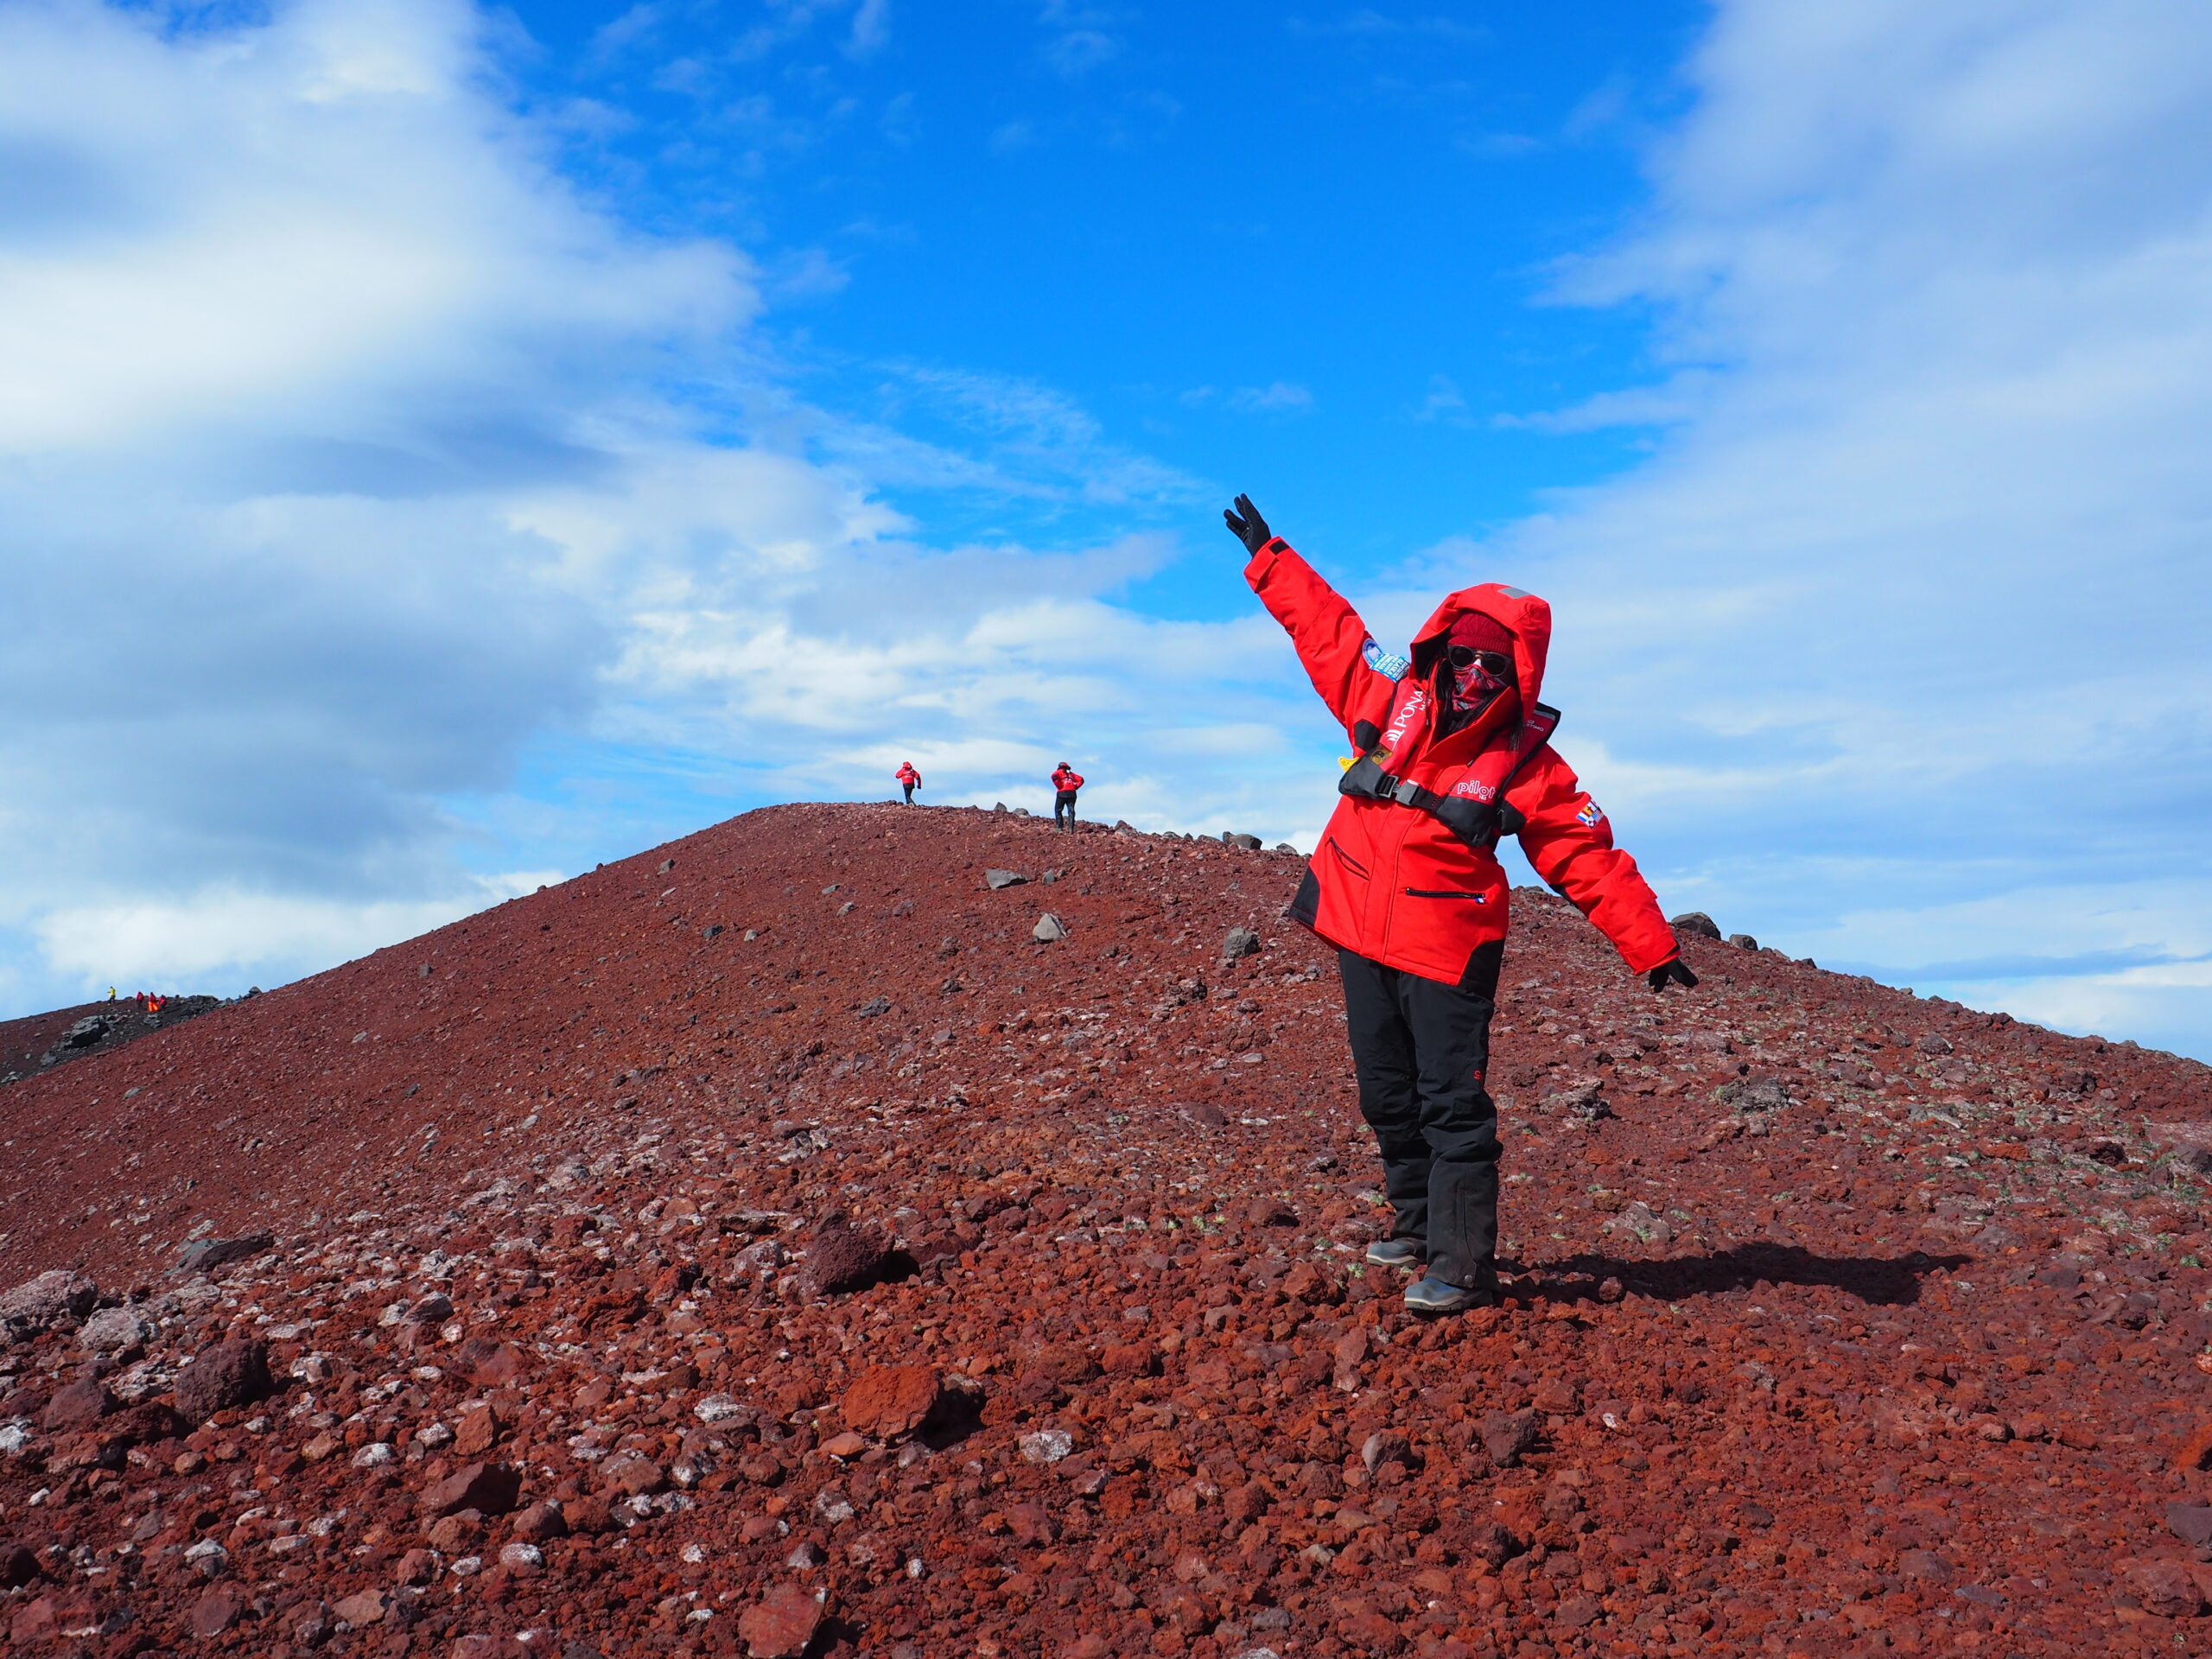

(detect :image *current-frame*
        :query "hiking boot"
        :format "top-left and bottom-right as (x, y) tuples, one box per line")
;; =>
(1404, 1271), (1499, 1318)
(1365, 1237), (1425, 1268)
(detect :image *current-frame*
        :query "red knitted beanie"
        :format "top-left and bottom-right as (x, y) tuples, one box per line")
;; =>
(1446, 611), (1516, 660)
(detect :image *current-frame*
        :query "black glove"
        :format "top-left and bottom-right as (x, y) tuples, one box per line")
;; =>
(1224, 493), (1272, 555)
(1648, 957), (1699, 994)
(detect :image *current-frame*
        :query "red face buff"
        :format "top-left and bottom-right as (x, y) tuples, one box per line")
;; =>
(1443, 613), (1516, 713)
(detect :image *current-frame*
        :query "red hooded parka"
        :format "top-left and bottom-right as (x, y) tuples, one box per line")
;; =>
(1247, 537), (1678, 989)
(1052, 766), (1084, 792)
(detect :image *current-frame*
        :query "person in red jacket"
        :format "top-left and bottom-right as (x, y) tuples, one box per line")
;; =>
(896, 761), (921, 805)
(1051, 762), (1084, 830)
(1226, 493), (1697, 1316)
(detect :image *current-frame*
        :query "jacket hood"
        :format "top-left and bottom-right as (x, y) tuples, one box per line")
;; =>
(1408, 581), (1551, 709)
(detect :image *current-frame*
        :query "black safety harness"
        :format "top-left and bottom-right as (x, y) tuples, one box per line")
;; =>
(1338, 702), (1562, 850)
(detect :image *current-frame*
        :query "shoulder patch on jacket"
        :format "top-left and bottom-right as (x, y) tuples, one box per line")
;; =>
(1577, 801), (1605, 827)
(1361, 636), (1409, 682)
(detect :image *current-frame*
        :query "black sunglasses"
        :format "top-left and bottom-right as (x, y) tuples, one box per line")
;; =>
(1446, 645), (1513, 677)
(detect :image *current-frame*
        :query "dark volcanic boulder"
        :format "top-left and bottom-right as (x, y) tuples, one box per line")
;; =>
(1481, 1408), (1541, 1468)
(2167, 1500), (2212, 1548)
(422, 1462), (523, 1517)
(1669, 911), (1722, 940)
(108, 1400), (187, 1447)
(799, 1211), (891, 1298)
(1465, 1519), (1524, 1568)
(0, 1541), (38, 1588)
(41, 1379), (114, 1433)
(175, 1232), (275, 1276)
(173, 1339), (272, 1425)
(1718, 1076), (1794, 1115)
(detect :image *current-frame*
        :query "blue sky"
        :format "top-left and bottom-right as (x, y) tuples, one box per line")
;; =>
(524, 1), (1694, 556)
(3, 0), (2210, 1061)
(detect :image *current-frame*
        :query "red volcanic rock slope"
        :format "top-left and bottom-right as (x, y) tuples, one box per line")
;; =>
(3, 801), (2212, 1657)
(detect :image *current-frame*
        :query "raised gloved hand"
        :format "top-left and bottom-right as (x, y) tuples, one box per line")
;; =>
(1224, 493), (1272, 555)
(1648, 958), (1700, 994)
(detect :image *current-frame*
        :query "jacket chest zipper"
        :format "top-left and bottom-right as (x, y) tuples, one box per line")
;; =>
(1376, 716), (1436, 946)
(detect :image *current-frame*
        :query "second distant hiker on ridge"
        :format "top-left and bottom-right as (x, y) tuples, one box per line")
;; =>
(1226, 492), (1697, 1319)
(1051, 760), (1084, 830)
(896, 760), (921, 804)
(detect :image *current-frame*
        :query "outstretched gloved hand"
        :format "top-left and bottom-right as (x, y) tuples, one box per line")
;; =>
(1224, 493), (1272, 555)
(1648, 958), (1700, 994)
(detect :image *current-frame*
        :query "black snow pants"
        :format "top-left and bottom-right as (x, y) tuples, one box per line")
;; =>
(902, 784), (915, 804)
(1338, 943), (1503, 1292)
(1053, 789), (1078, 828)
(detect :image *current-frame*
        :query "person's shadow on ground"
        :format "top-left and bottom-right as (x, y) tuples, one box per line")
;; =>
(1499, 1243), (1974, 1308)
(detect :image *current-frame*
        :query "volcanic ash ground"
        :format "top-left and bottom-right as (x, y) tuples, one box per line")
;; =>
(3, 801), (2212, 1657)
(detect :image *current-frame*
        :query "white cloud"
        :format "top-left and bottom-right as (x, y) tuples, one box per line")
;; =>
(0, 0), (771, 1000)
(0, 0), (1304, 1014)
(595, 544), (1325, 832)
(817, 361), (1208, 503)
(767, 246), (851, 300)
(1194, 382), (1309, 417)
(845, 0), (890, 58)
(1492, 372), (1713, 433)
(1411, 374), (1469, 424)
(0, 0), (747, 456)
(1562, 72), (1634, 142)
(1934, 965), (2212, 1064)
(1465, 0), (2212, 1057)
(15, 0), (2212, 1077)
(1803, 878), (2212, 981)
(1041, 17), (1118, 79)
(35, 874), (556, 989)
(1228, 382), (1315, 415)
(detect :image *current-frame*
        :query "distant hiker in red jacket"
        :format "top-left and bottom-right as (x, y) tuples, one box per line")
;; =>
(896, 761), (921, 805)
(1051, 762), (1084, 830)
(1226, 493), (1696, 1317)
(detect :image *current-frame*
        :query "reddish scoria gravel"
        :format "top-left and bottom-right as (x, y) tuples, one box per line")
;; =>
(5, 801), (2212, 1659)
